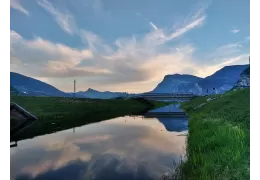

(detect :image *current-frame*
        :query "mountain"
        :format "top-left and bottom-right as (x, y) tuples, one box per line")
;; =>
(10, 72), (131, 99)
(10, 72), (67, 97)
(10, 85), (19, 95)
(76, 88), (129, 99)
(151, 74), (203, 94)
(233, 66), (250, 89)
(10, 64), (249, 98)
(150, 65), (248, 95)
(198, 65), (249, 94)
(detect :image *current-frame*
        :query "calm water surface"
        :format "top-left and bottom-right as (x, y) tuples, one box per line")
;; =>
(11, 115), (188, 180)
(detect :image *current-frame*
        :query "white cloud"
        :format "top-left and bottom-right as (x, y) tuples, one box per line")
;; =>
(169, 15), (205, 40)
(10, 0), (29, 15)
(149, 22), (158, 31)
(144, 13), (206, 47)
(11, 28), (250, 93)
(37, 0), (77, 35)
(10, 29), (199, 92)
(231, 28), (240, 34)
(10, 4), (249, 93)
(195, 54), (249, 77)
(244, 36), (250, 41)
(10, 30), (113, 79)
(215, 42), (243, 55)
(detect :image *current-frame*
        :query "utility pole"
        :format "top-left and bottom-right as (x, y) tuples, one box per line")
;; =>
(74, 80), (76, 99)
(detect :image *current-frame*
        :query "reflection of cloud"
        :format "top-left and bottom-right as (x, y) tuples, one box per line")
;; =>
(12, 117), (186, 179)
(46, 135), (112, 151)
(22, 142), (92, 177)
(74, 135), (112, 144)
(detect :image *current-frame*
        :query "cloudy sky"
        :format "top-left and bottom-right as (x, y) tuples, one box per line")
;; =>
(10, 0), (250, 93)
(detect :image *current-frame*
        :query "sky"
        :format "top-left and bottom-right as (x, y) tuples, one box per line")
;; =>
(10, 0), (250, 93)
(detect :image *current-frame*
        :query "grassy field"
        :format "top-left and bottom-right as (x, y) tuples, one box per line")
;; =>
(11, 95), (169, 141)
(173, 88), (250, 180)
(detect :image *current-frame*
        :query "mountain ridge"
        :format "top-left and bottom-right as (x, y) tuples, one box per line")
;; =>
(10, 64), (249, 98)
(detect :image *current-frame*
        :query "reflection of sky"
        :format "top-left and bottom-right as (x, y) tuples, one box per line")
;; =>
(11, 116), (187, 180)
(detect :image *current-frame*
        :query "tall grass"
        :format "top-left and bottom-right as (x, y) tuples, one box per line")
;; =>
(177, 89), (250, 180)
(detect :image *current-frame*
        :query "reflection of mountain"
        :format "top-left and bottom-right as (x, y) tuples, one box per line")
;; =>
(12, 117), (185, 180)
(156, 117), (188, 132)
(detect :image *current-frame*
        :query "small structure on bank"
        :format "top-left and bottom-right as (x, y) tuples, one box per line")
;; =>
(10, 102), (38, 137)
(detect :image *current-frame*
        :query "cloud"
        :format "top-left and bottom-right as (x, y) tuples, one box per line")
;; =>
(10, 3), (249, 93)
(168, 15), (205, 40)
(244, 36), (250, 41)
(10, 0), (29, 15)
(12, 120), (186, 178)
(37, 0), (77, 35)
(144, 14), (206, 47)
(22, 142), (92, 177)
(195, 53), (249, 77)
(10, 30), (114, 79)
(231, 28), (240, 34)
(149, 22), (158, 31)
(10, 29), (199, 92)
(215, 42), (243, 55)
(91, 0), (104, 15)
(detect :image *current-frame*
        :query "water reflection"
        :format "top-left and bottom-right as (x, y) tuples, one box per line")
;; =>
(11, 116), (188, 180)
(157, 117), (188, 132)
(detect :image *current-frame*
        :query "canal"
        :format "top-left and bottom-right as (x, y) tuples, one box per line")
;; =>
(11, 104), (188, 180)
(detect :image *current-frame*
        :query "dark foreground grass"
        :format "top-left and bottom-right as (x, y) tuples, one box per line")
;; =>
(174, 89), (250, 180)
(11, 95), (168, 141)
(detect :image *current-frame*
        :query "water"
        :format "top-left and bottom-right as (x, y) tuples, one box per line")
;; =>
(11, 110), (188, 180)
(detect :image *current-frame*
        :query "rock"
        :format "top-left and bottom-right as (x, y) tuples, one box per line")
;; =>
(233, 67), (250, 89)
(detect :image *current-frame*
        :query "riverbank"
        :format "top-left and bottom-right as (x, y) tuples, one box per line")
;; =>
(176, 88), (249, 179)
(11, 95), (168, 141)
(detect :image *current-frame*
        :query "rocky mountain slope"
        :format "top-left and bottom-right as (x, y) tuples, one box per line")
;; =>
(233, 67), (250, 88)
(151, 65), (248, 95)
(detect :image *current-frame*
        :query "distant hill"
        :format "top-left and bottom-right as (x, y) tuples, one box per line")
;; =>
(151, 74), (203, 94)
(242, 67), (250, 75)
(10, 85), (19, 95)
(10, 72), (67, 97)
(198, 65), (249, 94)
(10, 72), (132, 99)
(10, 64), (249, 98)
(149, 65), (248, 95)
(77, 88), (129, 99)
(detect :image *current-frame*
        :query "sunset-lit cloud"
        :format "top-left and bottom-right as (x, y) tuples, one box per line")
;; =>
(10, 0), (250, 92)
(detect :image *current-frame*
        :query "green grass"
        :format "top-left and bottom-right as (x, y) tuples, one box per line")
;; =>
(11, 95), (168, 141)
(175, 88), (250, 180)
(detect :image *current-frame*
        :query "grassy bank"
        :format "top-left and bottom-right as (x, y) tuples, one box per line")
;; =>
(11, 95), (169, 141)
(176, 88), (250, 180)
